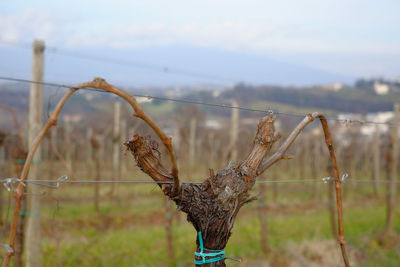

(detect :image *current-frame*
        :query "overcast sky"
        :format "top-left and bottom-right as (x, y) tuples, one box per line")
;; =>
(1, 0), (399, 82)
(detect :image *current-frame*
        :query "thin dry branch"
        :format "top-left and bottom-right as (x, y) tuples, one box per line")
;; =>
(0, 105), (24, 150)
(2, 78), (180, 267)
(258, 113), (318, 173)
(87, 78), (180, 194)
(49, 129), (67, 166)
(257, 112), (350, 267)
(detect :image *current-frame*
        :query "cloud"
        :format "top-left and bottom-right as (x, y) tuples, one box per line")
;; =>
(66, 21), (321, 53)
(64, 21), (400, 56)
(1, 7), (398, 78)
(1, 8), (398, 56)
(0, 9), (60, 43)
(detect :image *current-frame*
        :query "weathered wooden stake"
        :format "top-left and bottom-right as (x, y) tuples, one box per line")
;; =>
(311, 140), (319, 199)
(25, 39), (44, 267)
(373, 125), (380, 196)
(63, 117), (73, 176)
(86, 128), (94, 178)
(272, 167), (279, 202)
(228, 100), (239, 162)
(257, 183), (269, 254)
(164, 196), (175, 265)
(14, 161), (25, 267)
(208, 132), (216, 169)
(91, 134), (100, 212)
(382, 103), (399, 237)
(120, 120), (128, 177)
(111, 102), (121, 194)
(189, 118), (197, 168)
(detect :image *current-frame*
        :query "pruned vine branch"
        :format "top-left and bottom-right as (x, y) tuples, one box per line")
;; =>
(257, 112), (349, 267)
(2, 78), (180, 267)
(3, 77), (349, 267)
(124, 111), (349, 266)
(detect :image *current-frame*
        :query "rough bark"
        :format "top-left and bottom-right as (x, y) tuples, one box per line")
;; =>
(14, 153), (26, 267)
(2, 78), (349, 267)
(125, 116), (279, 266)
(91, 135), (101, 213)
(125, 112), (350, 267)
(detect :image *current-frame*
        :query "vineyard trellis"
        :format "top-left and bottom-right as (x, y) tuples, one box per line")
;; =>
(0, 77), (355, 267)
(0, 75), (399, 266)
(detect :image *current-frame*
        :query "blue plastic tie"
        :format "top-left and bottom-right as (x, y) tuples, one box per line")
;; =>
(194, 232), (225, 265)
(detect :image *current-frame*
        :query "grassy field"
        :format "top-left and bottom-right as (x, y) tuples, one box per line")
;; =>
(1, 160), (400, 267)
(35, 186), (399, 267)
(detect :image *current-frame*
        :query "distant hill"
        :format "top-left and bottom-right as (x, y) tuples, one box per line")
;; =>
(1, 78), (398, 128)
(217, 84), (398, 114)
(0, 44), (354, 87)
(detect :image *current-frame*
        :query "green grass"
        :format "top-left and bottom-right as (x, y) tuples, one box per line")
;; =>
(1, 160), (399, 266)
(34, 194), (400, 266)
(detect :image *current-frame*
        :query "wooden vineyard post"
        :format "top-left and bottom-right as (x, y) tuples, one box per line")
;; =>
(373, 125), (380, 196)
(86, 127), (94, 178)
(25, 39), (44, 267)
(207, 132), (216, 168)
(111, 102), (121, 195)
(298, 141), (306, 180)
(258, 182), (269, 254)
(164, 196), (175, 265)
(63, 117), (73, 176)
(228, 100), (239, 162)
(120, 120), (128, 178)
(91, 134), (101, 213)
(48, 127), (56, 196)
(381, 103), (399, 238)
(98, 132), (106, 163)
(189, 118), (197, 169)
(272, 167), (279, 202)
(311, 140), (319, 199)
(14, 150), (27, 267)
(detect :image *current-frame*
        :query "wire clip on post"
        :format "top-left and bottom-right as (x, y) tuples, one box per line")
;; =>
(1, 178), (25, 192)
(266, 107), (275, 116)
(1, 243), (13, 254)
(322, 173), (349, 184)
(28, 175), (68, 189)
(194, 232), (225, 265)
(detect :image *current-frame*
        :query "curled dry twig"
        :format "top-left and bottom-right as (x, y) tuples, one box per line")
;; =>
(125, 112), (349, 266)
(2, 78), (180, 267)
(2, 78), (349, 267)
(258, 112), (349, 267)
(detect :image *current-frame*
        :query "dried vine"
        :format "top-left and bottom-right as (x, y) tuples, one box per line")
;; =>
(2, 78), (349, 267)
(2, 78), (179, 267)
(125, 112), (349, 266)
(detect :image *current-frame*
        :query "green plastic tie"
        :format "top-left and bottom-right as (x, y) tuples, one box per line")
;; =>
(15, 159), (26, 164)
(15, 159), (41, 164)
(19, 211), (40, 217)
(194, 232), (225, 265)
